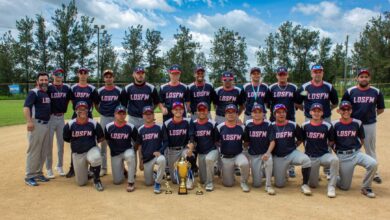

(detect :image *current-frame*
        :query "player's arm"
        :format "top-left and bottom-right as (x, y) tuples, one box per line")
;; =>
(63, 123), (71, 143)
(23, 91), (36, 131)
(330, 87), (339, 110)
(295, 124), (304, 147)
(295, 87), (304, 111)
(96, 123), (105, 143)
(262, 140), (275, 161)
(377, 91), (385, 115)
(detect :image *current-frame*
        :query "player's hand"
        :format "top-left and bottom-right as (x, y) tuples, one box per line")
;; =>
(153, 151), (161, 157)
(27, 121), (34, 131)
(162, 107), (168, 115)
(262, 153), (270, 161)
(139, 162), (144, 171)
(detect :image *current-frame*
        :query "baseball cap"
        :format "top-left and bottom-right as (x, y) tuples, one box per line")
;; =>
(311, 64), (323, 71)
(169, 64), (181, 74)
(142, 106), (154, 114)
(251, 103), (264, 112)
(172, 102), (184, 109)
(225, 104), (238, 112)
(53, 68), (64, 76)
(134, 66), (145, 73)
(197, 102), (209, 110)
(339, 101), (352, 110)
(277, 66), (288, 74)
(103, 69), (114, 76)
(310, 103), (323, 111)
(357, 68), (370, 76)
(250, 67), (261, 74)
(273, 104), (287, 113)
(114, 105), (126, 113)
(222, 71), (234, 81)
(195, 65), (205, 73)
(75, 101), (88, 110)
(78, 67), (89, 74)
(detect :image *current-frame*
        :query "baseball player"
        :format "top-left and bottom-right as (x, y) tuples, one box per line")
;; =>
(302, 103), (339, 198)
(214, 71), (245, 125)
(215, 104), (250, 192)
(97, 69), (123, 177)
(63, 101), (105, 191)
(242, 67), (269, 122)
(243, 103), (276, 195)
(104, 105), (138, 192)
(268, 66), (299, 178)
(159, 64), (190, 122)
(66, 67), (99, 178)
(342, 69), (385, 184)
(23, 72), (51, 186)
(46, 68), (71, 178)
(332, 101), (378, 198)
(188, 102), (219, 191)
(271, 104), (312, 195)
(162, 102), (195, 189)
(188, 65), (216, 120)
(136, 106), (166, 194)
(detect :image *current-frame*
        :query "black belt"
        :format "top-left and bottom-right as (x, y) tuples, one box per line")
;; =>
(52, 113), (64, 116)
(221, 154), (237, 159)
(336, 149), (357, 155)
(36, 119), (49, 124)
(169, 146), (185, 151)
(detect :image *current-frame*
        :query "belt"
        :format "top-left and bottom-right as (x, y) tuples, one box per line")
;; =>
(36, 119), (49, 124)
(169, 146), (185, 151)
(336, 149), (357, 155)
(52, 113), (64, 116)
(221, 154), (237, 159)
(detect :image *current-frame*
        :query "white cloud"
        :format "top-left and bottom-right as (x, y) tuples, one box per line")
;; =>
(123, 0), (175, 12)
(292, 1), (340, 18)
(242, 3), (250, 8)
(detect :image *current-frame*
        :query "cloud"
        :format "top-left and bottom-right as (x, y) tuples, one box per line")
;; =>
(292, 1), (340, 18)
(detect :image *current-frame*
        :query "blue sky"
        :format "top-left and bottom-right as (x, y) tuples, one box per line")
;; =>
(0, 0), (389, 67)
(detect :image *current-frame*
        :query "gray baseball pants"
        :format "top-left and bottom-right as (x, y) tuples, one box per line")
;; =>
(111, 148), (136, 184)
(46, 115), (65, 170)
(100, 115), (114, 170)
(198, 149), (219, 185)
(143, 155), (166, 186)
(72, 146), (102, 186)
(363, 123), (379, 175)
(250, 154), (273, 188)
(308, 153), (339, 190)
(221, 153), (250, 187)
(167, 147), (189, 184)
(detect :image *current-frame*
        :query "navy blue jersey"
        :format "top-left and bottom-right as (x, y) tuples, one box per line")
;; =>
(214, 86), (245, 117)
(136, 124), (164, 163)
(297, 81), (338, 118)
(189, 119), (217, 154)
(332, 119), (365, 151)
(270, 121), (303, 157)
(302, 121), (334, 157)
(122, 82), (160, 118)
(159, 82), (189, 117)
(162, 118), (191, 152)
(243, 119), (274, 155)
(97, 86), (122, 117)
(268, 83), (298, 121)
(104, 121), (138, 157)
(70, 84), (98, 118)
(188, 82), (216, 114)
(216, 123), (244, 156)
(24, 88), (51, 121)
(342, 86), (385, 124)
(242, 82), (269, 116)
(47, 83), (71, 114)
(63, 118), (104, 154)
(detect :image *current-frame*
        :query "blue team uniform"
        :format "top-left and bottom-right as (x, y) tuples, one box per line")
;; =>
(268, 83), (298, 122)
(242, 82), (269, 116)
(122, 82), (160, 118)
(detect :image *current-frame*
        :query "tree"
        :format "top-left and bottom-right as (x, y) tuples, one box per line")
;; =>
(122, 25), (143, 78)
(75, 16), (96, 72)
(34, 14), (51, 73)
(256, 33), (277, 83)
(0, 32), (20, 95)
(144, 28), (164, 83)
(209, 27), (248, 84)
(317, 37), (333, 82)
(275, 21), (293, 69)
(15, 16), (34, 84)
(99, 33), (120, 80)
(330, 43), (345, 82)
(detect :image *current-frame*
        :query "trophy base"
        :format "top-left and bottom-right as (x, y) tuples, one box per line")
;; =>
(178, 187), (188, 195)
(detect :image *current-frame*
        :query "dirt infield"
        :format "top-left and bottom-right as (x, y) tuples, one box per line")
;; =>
(0, 111), (389, 220)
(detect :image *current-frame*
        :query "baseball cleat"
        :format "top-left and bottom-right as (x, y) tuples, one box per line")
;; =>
(46, 169), (55, 179)
(94, 180), (104, 192)
(35, 175), (50, 182)
(240, 182), (250, 192)
(373, 176), (382, 184)
(265, 186), (276, 195)
(65, 168), (75, 178)
(99, 169), (107, 177)
(127, 182), (135, 192)
(56, 167), (66, 176)
(301, 184), (312, 196)
(327, 186), (336, 198)
(154, 183), (161, 194)
(205, 183), (214, 192)
(25, 178), (38, 186)
(361, 188), (376, 198)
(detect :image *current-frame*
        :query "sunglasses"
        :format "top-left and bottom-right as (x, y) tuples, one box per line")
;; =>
(54, 73), (64, 77)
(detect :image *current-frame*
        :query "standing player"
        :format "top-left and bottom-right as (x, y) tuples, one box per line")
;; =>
(159, 65), (190, 122)
(342, 69), (385, 184)
(189, 102), (219, 191)
(136, 106), (166, 194)
(216, 104), (250, 192)
(243, 103), (276, 195)
(188, 66), (215, 120)
(104, 105), (138, 192)
(46, 68), (71, 178)
(302, 103), (339, 198)
(63, 101), (105, 191)
(23, 72), (51, 186)
(271, 104), (312, 195)
(214, 71), (245, 124)
(332, 101), (378, 198)
(242, 67), (269, 122)
(97, 69), (122, 177)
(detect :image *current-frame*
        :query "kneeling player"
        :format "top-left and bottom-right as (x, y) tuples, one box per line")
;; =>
(136, 106), (166, 194)
(302, 103), (339, 198)
(189, 102), (218, 191)
(271, 104), (312, 195)
(333, 101), (378, 198)
(63, 101), (104, 191)
(105, 105), (138, 192)
(244, 103), (275, 195)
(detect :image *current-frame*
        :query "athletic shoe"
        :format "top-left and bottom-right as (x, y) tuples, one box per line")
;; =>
(154, 183), (161, 194)
(65, 168), (75, 178)
(288, 169), (296, 178)
(25, 178), (38, 186)
(373, 176), (382, 184)
(265, 186), (276, 195)
(240, 182), (250, 192)
(186, 179), (194, 190)
(35, 175), (50, 182)
(301, 184), (312, 196)
(327, 186), (336, 198)
(127, 182), (135, 192)
(56, 167), (66, 176)
(205, 183), (214, 192)
(361, 188), (376, 198)
(94, 180), (104, 192)
(46, 169), (55, 179)
(99, 168), (107, 177)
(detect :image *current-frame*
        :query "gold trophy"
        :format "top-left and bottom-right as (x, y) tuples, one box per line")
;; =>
(165, 180), (173, 194)
(175, 157), (191, 195)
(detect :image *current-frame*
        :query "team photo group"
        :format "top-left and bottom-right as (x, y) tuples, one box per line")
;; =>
(23, 63), (385, 199)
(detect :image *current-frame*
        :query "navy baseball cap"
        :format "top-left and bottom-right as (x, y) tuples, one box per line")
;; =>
(114, 105), (126, 113)
(75, 101), (88, 110)
(225, 104), (238, 112)
(142, 106), (154, 114)
(172, 102), (184, 109)
(222, 71), (234, 81)
(311, 64), (323, 71)
(78, 67), (89, 74)
(310, 103), (323, 111)
(195, 65), (205, 73)
(251, 103), (264, 112)
(197, 102), (209, 110)
(273, 104), (287, 113)
(250, 67), (261, 74)
(357, 68), (370, 76)
(53, 68), (64, 76)
(133, 66), (145, 73)
(277, 66), (288, 74)
(169, 64), (181, 74)
(103, 69), (114, 76)
(339, 101), (352, 110)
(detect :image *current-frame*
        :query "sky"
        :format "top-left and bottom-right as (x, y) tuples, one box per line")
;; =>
(0, 0), (389, 68)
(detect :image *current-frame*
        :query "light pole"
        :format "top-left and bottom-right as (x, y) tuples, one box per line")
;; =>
(94, 24), (105, 88)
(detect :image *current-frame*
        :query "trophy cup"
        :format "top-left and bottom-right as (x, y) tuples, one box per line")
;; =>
(175, 157), (191, 195)
(165, 180), (173, 194)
